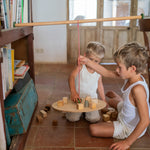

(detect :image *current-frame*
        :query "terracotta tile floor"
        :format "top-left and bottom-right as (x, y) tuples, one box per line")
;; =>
(24, 64), (150, 150)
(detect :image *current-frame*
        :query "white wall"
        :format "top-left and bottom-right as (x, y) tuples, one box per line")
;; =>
(32, 0), (67, 63)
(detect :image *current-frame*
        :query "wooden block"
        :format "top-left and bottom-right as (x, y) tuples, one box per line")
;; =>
(89, 102), (96, 109)
(40, 110), (47, 118)
(106, 120), (112, 123)
(77, 103), (84, 110)
(62, 97), (68, 104)
(101, 107), (109, 114)
(52, 120), (58, 126)
(57, 100), (64, 107)
(36, 114), (43, 123)
(44, 107), (49, 112)
(45, 104), (51, 111)
(111, 111), (118, 120)
(103, 114), (110, 122)
(91, 98), (98, 104)
(85, 96), (91, 101)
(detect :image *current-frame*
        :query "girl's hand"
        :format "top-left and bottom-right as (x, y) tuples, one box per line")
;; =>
(109, 140), (130, 150)
(71, 91), (81, 103)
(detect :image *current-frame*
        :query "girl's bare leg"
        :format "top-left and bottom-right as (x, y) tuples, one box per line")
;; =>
(89, 122), (114, 137)
(106, 90), (123, 109)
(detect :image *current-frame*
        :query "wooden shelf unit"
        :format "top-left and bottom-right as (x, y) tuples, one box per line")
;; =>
(0, 26), (35, 150)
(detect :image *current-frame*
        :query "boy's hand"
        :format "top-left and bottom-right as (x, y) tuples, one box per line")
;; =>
(78, 55), (89, 65)
(109, 140), (130, 150)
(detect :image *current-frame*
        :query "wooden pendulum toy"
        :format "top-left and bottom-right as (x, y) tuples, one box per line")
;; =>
(84, 100), (89, 107)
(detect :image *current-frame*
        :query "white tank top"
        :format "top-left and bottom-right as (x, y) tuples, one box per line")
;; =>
(120, 75), (150, 137)
(75, 65), (100, 98)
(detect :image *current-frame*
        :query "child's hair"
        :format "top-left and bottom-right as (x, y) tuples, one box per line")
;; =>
(113, 42), (148, 74)
(86, 41), (105, 59)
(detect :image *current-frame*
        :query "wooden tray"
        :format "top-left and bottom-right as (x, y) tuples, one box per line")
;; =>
(52, 99), (106, 113)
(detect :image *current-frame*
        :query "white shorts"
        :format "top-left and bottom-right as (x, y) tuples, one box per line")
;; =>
(113, 101), (132, 139)
(65, 110), (100, 123)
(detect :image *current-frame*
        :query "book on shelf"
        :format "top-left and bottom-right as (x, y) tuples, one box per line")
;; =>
(1, 0), (32, 29)
(0, 0), (5, 29)
(15, 65), (30, 79)
(1, 48), (6, 99)
(14, 59), (25, 68)
(1, 44), (14, 99)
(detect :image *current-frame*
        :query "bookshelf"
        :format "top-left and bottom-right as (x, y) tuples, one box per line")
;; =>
(0, 26), (36, 150)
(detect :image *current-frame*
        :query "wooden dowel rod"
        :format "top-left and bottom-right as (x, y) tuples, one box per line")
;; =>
(15, 15), (142, 27)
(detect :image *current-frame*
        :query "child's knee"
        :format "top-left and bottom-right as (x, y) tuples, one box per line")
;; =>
(85, 111), (100, 123)
(65, 112), (82, 122)
(89, 124), (97, 136)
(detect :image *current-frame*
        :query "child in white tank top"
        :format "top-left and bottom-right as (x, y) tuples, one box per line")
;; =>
(66, 41), (107, 123)
(79, 42), (150, 150)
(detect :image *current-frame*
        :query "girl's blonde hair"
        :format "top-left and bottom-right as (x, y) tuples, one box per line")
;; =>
(86, 41), (105, 59)
(113, 42), (148, 74)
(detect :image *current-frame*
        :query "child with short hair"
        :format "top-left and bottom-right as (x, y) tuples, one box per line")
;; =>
(66, 41), (107, 123)
(79, 42), (150, 150)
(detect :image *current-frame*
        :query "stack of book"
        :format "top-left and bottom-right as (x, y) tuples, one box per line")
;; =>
(14, 64), (30, 79)
(0, 0), (32, 29)
(1, 44), (30, 99)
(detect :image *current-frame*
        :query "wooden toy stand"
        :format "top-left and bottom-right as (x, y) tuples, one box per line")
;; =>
(52, 99), (106, 113)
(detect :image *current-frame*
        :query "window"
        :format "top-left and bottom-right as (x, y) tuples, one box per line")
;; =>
(69, 0), (97, 26)
(103, 0), (131, 26)
(137, 0), (150, 16)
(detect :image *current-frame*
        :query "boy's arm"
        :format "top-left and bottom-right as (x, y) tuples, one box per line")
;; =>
(68, 65), (81, 102)
(79, 55), (119, 78)
(97, 76), (106, 102)
(110, 85), (150, 150)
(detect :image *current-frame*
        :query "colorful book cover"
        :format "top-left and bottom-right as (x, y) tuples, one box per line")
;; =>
(14, 65), (30, 79)
(15, 65), (29, 76)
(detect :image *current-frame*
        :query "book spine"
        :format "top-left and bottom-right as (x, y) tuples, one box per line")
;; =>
(7, 48), (13, 89)
(12, 0), (17, 26)
(5, 0), (10, 27)
(3, 47), (9, 92)
(11, 49), (14, 82)
(23, 0), (28, 23)
(16, 0), (22, 23)
(21, 0), (23, 23)
(2, 0), (9, 28)
(0, 0), (5, 29)
(1, 48), (6, 99)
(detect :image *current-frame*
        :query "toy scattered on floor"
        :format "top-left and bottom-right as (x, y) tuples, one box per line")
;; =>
(36, 114), (43, 123)
(101, 107), (118, 122)
(36, 104), (51, 123)
(52, 120), (58, 126)
(40, 110), (47, 118)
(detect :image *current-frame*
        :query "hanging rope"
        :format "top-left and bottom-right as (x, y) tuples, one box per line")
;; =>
(77, 20), (80, 97)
